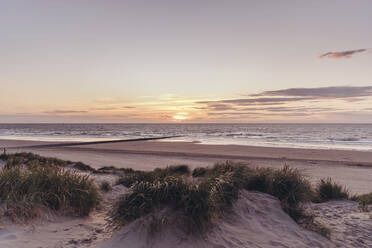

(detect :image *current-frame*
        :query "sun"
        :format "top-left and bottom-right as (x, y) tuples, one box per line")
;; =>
(172, 113), (188, 121)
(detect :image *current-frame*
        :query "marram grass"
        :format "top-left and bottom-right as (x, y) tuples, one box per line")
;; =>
(112, 162), (315, 231)
(0, 163), (100, 221)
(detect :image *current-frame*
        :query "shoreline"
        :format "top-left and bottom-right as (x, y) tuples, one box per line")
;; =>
(2, 135), (372, 152)
(2, 138), (372, 165)
(1, 138), (372, 194)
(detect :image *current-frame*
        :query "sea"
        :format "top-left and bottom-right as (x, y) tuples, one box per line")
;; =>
(1, 123), (372, 151)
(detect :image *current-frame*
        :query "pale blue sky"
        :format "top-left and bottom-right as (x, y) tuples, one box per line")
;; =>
(1, 1), (371, 122)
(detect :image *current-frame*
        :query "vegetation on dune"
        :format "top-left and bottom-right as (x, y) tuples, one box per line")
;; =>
(111, 176), (232, 232)
(314, 178), (350, 202)
(2, 152), (369, 238)
(112, 162), (314, 232)
(73, 161), (96, 172)
(116, 165), (191, 187)
(355, 193), (372, 211)
(0, 163), (100, 221)
(100, 181), (113, 192)
(0, 152), (100, 173)
(0, 152), (67, 168)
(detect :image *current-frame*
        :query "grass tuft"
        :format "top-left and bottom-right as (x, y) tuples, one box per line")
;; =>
(117, 165), (190, 187)
(111, 162), (314, 232)
(270, 166), (312, 221)
(0, 164), (100, 221)
(111, 176), (211, 231)
(355, 193), (372, 211)
(1, 152), (68, 168)
(315, 178), (349, 202)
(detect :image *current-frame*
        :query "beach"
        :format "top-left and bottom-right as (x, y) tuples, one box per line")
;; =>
(1, 139), (371, 195)
(0, 139), (371, 248)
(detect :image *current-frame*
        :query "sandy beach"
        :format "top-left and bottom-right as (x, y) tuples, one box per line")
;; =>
(1, 139), (371, 194)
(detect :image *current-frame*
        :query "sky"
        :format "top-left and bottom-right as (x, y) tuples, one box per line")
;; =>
(1, 0), (372, 123)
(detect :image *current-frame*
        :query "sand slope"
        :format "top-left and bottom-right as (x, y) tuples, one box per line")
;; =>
(99, 191), (335, 248)
(309, 200), (372, 248)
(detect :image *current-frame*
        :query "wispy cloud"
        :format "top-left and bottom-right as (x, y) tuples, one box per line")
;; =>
(199, 86), (372, 108)
(319, 49), (368, 59)
(255, 86), (372, 98)
(197, 97), (312, 106)
(196, 86), (372, 120)
(43, 110), (88, 114)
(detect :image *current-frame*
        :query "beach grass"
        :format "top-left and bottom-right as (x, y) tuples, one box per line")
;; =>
(0, 163), (100, 221)
(116, 165), (190, 187)
(112, 162), (314, 231)
(314, 178), (350, 202)
(0, 152), (68, 168)
(111, 176), (211, 232)
(355, 193), (372, 211)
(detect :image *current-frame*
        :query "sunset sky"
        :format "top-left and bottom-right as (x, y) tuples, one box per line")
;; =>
(1, 0), (372, 123)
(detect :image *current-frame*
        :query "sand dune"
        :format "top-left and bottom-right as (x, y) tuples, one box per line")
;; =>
(99, 191), (335, 248)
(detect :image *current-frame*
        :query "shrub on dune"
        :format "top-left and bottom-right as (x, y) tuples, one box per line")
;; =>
(270, 166), (313, 221)
(315, 178), (349, 202)
(1, 152), (67, 168)
(111, 162), (321, 233)
(0, 164), (100, 220)
(117, 170), (156, 187)
(244, 167), (274, 193)
(200, 173), (239, 214)
(356, 193), (372, 211)
(117, 165), (191, 187)
(111, 176), (211, 230)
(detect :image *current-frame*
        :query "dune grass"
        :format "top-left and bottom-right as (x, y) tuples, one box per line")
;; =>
(112, 162), (314, 232)
(0, 152), (68, 168)
(0, 163), (100, 221)
(355, 193), (372, 211)
(117, 165), (190, 187)
(111, 175), (235, 232)
(314, 178), (350, 202)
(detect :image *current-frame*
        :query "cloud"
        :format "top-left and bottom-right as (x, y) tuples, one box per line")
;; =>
(255, 86), (372, 99)
(319, 49), (368, 59)
(199, 86), (372, 110)
(196, 86), (372, 120)
(207, 112), (311, 117)
(197, 97), (312, 107)
(90, 106), (136, 111)
(43, 110), (88, 114)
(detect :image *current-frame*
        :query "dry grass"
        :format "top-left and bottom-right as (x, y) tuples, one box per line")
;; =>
(116, 165), (190, 187)
(0, 152), (67, 168)
(355, 193), (372, 211)
(0, 163), (100, 221)
(111, 162), (314, 232)
(314, 178), (350, 202)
